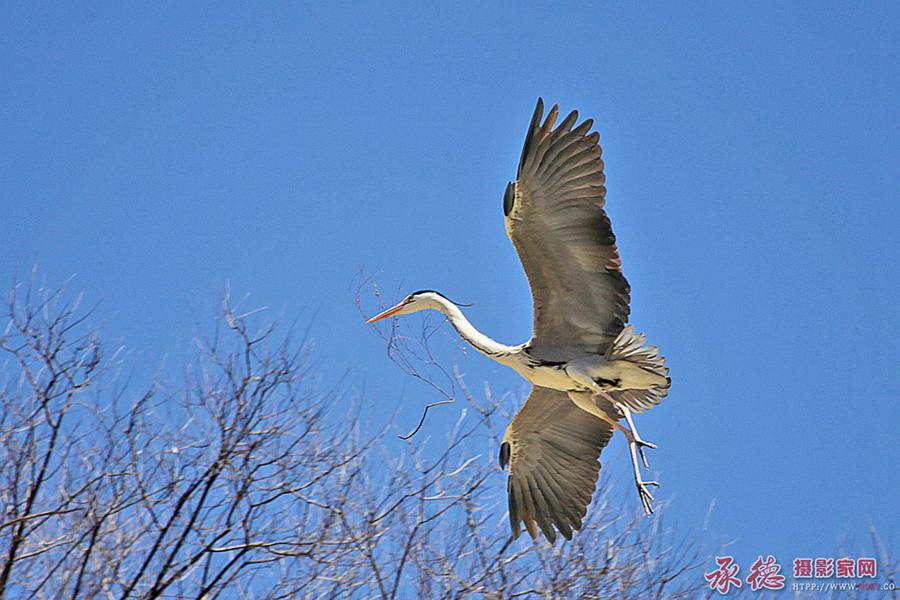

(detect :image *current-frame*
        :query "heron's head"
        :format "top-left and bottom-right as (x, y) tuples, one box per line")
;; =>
(365, 290), (449, 324)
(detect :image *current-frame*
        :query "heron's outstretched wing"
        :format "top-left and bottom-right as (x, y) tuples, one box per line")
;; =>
(504, 98), (630, 361)
(500, 386), (615, 543)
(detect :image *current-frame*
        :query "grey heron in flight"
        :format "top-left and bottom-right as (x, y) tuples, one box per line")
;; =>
(367, 99), (669, 543)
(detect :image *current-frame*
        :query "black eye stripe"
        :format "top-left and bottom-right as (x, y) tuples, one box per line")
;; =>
(407, 290), (472, 307)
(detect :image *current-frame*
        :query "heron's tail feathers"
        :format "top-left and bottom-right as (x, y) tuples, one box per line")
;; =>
(605, 325), (670, 414)
(606, 325), (667, 376)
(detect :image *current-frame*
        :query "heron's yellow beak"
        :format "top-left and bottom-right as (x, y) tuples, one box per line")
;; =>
(365, 302), (406, 324)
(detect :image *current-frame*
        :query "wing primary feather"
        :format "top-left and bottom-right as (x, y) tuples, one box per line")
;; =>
(520, 103), (558, 177)
(508, 479), (523, 539)
(555, 109), (580, 136)
(523, 504), (538, 540)
(571, 118), (594, 137)
(541, 104), (560, 139)
(517, 98), (545, 175)
(518, 476), (541, 540)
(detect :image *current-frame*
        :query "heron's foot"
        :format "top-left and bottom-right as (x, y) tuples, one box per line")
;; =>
(627, 432), (659, 515)
(635, 436), (656, 469)
(637, 478), (659, 516)
(613, 402), (657, 469)
(623, 429), (656, 469)
(634, 437), (657, 450)
(619, 424), (655, 447)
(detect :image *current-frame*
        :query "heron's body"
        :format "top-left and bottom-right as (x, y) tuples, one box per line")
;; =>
(367, 99), (670, 543)
(464, 330), (664, 396)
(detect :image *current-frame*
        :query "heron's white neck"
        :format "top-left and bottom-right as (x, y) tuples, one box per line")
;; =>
(428, 297), (519, 360)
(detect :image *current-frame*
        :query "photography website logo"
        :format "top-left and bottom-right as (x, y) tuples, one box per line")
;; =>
(704, 555), (892, 594)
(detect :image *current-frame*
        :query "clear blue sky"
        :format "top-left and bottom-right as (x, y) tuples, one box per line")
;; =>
(2, 0), (898, 581)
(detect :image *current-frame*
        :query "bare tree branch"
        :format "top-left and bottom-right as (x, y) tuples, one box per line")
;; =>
(1, 273), (888, 598)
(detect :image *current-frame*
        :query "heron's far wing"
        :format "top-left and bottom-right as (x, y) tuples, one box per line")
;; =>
(500, 386), (614, 543)
(504, 99), (630, 360)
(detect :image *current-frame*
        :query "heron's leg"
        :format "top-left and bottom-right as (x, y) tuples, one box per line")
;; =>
(624, 406), (654, 469)
(628, 436), (659, 516)
(620, 403), (654, 447)
(567, 392), (632, 436)
(566, 391), (658, 516)
(594, 390), (655, 468)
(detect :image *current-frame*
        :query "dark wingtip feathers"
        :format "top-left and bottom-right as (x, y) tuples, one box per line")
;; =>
(518, 99), (546, 175)
(516, 99), (600, 183)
